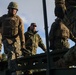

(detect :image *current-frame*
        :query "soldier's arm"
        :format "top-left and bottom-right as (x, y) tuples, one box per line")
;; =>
(49, 22), (55, 40)
(0, 17), (3, 51)
(38, 34), (46, 52)
(49, 22), (57, 50)
(24, 32), (28, 42)
(18, 16), (25, 49)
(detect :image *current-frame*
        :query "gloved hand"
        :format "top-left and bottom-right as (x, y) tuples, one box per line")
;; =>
(21, 48), (32, 56)
(21, 41), (25, 52)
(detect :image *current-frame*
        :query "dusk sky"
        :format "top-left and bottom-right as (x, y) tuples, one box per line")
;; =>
(0, 0), (75, 54)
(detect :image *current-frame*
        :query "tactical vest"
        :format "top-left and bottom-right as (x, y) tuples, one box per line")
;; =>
(2, 15), (19, 38)
(55, 21), (70, 39)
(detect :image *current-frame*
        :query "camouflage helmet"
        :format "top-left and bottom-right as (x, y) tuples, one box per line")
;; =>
(7, 2), (18, 10)
(31, 23), (37, 27)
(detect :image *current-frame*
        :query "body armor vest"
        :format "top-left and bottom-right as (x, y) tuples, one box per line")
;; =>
(55, 21), (70, 39)
(2, 15), (19, 38)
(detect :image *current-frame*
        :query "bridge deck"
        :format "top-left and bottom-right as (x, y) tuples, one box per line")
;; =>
(0, 49), (76, 75)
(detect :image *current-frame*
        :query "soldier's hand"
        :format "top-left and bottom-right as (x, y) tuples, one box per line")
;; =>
(21, 48), (31, 56)
(21, 41), (25, 49)
(21, 45), (25, 49)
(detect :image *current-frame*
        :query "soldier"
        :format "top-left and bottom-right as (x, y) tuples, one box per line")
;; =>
(24, 23), (46, 74)
(49, 18), (76, 50)
(0, 2), (25, 75)
(24, 23), (46, 55)
(54, 0), (76, 67)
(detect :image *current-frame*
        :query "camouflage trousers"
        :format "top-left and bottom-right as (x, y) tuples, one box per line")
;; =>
(64, 45), (76, 65)
(3, 38), (22, 59)
(3, 38), (22, 75)
(55, 45), (76, 68)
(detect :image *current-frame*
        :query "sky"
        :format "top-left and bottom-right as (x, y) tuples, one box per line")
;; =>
(0, 0), (75, 54)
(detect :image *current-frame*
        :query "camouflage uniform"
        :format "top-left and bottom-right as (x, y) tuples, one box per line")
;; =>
(54, 0), (76, 67)
(63, 45), (76, 66)
(49, 18), (76, 50)
(24, 24), (46, 74)
(63, 3), (76, 65)
(0, 14), (25, 59)
(24, 27), (46, 55)
(55, 45), (76, 68)
(0, 2), (25, 75)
